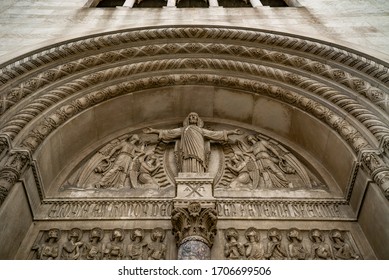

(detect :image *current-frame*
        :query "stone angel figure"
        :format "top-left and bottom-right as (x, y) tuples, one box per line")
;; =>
(74, 134), (145, 189)
(130, 153), (161, 189)
(225, 152), (259, 190)
(234, 134), (311, 189)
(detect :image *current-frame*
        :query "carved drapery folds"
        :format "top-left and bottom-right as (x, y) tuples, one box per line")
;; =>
(223, 227), (360, 260)
(171, 202), (217, 248)
(31, 227), (167, 260)
(60, 125), (324, 194)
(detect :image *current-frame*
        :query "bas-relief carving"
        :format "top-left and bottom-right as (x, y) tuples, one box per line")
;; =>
(84, 227), (103, 260)
(361, 151), (389, 199)
(144, 112), (241, 173)
(222, 227), (361, 260)
(61, 228), (83, 260)
(31, 228), (61, 260)
(147, 227), (167, 260)
(218, 134), (319, 191)
(60, 113), (326, 198)
(31, 227), (168, 260)
(61, 133), (172, 197)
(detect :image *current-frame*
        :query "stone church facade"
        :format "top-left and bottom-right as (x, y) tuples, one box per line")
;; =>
(0, 0), (388, 260)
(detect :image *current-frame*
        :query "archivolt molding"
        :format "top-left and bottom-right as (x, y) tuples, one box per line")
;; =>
(0, 26), (389, 206)
(14, 73), (371, 154)
(2, 57), (388, 146)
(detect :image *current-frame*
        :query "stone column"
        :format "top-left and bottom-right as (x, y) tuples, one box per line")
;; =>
(208, 0), (219, 7)
(123, 0), (136, 7)
(166, 0), (177, 7)
(171, 201), (217, 260)
(249, 0), (262, 7)
(172, 173), (217, 259)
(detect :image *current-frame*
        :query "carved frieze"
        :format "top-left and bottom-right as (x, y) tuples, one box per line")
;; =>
(223, 227), (361, 260)
(40, 199), (352, 220)
(30, 227), (168, 260)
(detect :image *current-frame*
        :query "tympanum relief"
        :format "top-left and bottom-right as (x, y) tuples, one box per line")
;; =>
(60, 113), (326, 197)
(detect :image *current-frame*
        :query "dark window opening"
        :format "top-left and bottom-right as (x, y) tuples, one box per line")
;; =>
(133, 0), (166, 8)
(218, 0), (251, 8)
(260, 0), (288, 7)
(176, 0), (209, 8)
(96, 0), (126, 7)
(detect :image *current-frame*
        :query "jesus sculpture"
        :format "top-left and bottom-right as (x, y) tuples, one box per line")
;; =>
(143, 112), (241, 173)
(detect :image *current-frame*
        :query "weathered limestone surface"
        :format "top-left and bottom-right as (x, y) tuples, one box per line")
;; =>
(0, 1), (388, 260)
(0, 0), (388, 61)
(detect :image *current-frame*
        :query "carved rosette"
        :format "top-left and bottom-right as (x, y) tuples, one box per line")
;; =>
(171, 202), (218, 249)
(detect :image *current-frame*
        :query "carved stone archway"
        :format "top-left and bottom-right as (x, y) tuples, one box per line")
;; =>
(0, 26), (388, 259)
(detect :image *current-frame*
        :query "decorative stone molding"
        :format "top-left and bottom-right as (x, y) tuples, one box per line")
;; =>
(37, 199), (354, 220)
(171, 202), (217, 248)
(0, 26), (388, 207)
(16, 74), (373, 155)
(0, 150), (30, 206)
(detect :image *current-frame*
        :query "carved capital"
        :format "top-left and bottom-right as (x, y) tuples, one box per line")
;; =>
(0, 186), (9, 206)
(171, 202), (218, 247)
(381, 136), (389, 161)
(361, 151), (386, 176)
(3, 150), (30, 173)
(374, 171), (389, 199)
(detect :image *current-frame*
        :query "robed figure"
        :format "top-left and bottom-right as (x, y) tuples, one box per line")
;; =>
(144, 112), (240, 173)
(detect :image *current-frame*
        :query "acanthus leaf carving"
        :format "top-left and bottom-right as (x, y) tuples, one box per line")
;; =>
(171, 202), (218, 248)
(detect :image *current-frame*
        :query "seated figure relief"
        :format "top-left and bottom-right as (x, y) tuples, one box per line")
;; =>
(84, 227), (103, 260)
(224, 228), (245, 260)
(309, 229), (332, 260)
(147, 227), (167, 260)
(61, 228), (83, 260)
(103, 228), (125, 260)
(329, 229), (360, 260)
(31, 228), (61, 260)
(127, 228), (148, 260)
(244, 227), (265, 260)
(264, 228), (288, 260)
(287, 228), (308, 260)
